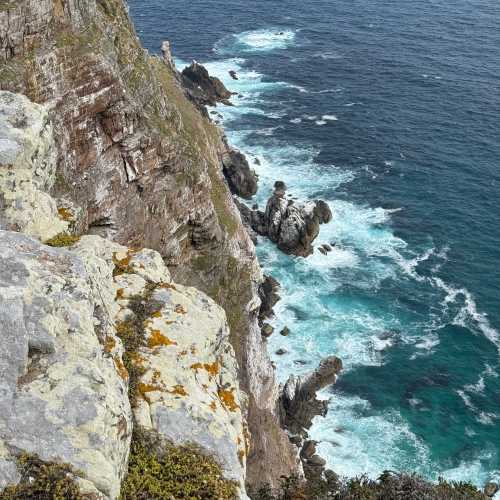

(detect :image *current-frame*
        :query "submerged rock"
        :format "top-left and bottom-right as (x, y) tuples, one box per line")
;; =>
(280, 326), (291, 336)
(229, 70), (239, 80)
(485, 482), (499, 497)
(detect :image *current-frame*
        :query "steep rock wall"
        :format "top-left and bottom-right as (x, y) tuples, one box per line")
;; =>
(0, 0), (298, 488)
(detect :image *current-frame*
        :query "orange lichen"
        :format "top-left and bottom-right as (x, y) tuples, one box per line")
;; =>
(237, 449), (245, 466)
(209, 401), (217, 412)
(57, 206), (74, 222)
(175, 304), (187, 315)
(217, 388), (239, 412)
(104, 336), (116, 353)
(116, 288), (125, 300)
(179, 350), (188, 356)
(169, 385), (188, 397)
(113, 251), (135, 276)
(191, 362), (220, 378)
(148, 330), (177, 348)
(151, 311), (162, 318)
(114, 357), (129, 380)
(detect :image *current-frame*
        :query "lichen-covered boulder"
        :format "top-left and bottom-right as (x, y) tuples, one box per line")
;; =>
(72, 236), (249, 496)
(0, 231), (132, 499)
(0, 91), (68, 240)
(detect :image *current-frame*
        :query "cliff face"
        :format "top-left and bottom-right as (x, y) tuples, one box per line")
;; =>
(0, 0), (298, 494)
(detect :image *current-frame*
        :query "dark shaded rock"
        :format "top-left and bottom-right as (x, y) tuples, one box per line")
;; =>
(181, 61), (233, 108)
(485, 482), (499, 497)
(315, 200), (333, 224)
(319, 246), (328, 256)
(258, 275), (281, 323)
(254, 158), (261, 166)
(280, 326), (290, 336)
(274, 180), (287, 194)
(280, 356), (343, 435)
(229, 70), (238, 80)
(308, 455), (326, 467)
(261, 323), (274, 338)
(300, 440), (317, 460)
(289, 434), (303, 447)
(294, 359), (308, 366)
(221, 147), (258, 199)
(276, 348), (287, 356)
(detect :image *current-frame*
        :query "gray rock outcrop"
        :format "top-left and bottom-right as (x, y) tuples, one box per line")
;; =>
(280, 356), (343, 436)
(239, 183), (333, 257)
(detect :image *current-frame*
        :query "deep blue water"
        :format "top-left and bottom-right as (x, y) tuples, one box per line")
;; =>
(129, 0), (500, 490)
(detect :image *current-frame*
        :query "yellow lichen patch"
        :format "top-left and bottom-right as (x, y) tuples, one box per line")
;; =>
(217, 388), (239, 412)
(129, 351), (145, 366)
(57, 206), (74, 222)
(104, 336), (116, 353)
(138, 383), (162, 398)
(174, 304), (187, 315)
(151, 311), (162, 318)
(169, 385), (188, 397)
(237, 449), (245, 466)
(209, 401), (217, 412)
(116, 288), (125, 300)
(147, 330), (177, 348)
(112, 250), (135, 276)
(44, 233), (80, 247)
(190, 361), (220, 378)
(114, 356), (129, 380)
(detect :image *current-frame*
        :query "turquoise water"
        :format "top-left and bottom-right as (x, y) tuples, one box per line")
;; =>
(129, 0), (500, 491)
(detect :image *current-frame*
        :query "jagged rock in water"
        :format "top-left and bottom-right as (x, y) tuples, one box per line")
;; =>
(181, 60), (233, 107)
(485, 482), (499, 497)
(258, 274), (281, 323)
(222, 146), (258, 199)
(280, 356), (342, 435)
(261, 323), (275, 338)
(280, 326), (290, 336)
(238, 184), (333, 257)
(229, 70), (239, 80)
(0, 231), (132, 499)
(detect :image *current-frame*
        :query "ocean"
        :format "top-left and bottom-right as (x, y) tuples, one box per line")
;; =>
(128, 0), (500, 491)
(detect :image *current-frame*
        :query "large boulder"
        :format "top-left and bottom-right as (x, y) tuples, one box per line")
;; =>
(0, 231), (132, 499)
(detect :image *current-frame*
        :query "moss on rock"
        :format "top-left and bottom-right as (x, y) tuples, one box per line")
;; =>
(120, 429), (237, 500)
(0, 453), (85, 500)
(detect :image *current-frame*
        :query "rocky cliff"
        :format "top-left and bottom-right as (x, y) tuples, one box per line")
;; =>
(0, 0), (299, 496)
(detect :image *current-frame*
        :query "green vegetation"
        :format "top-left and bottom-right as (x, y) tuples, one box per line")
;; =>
(0, 453), (85, 500)
(120, 429), (237, 500)
(250, 471), (488, 500)
(44, 233), (80, 247)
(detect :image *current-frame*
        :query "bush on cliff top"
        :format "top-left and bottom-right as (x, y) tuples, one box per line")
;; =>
(250, 471), (488, 500)
(120, 429), (237, 500)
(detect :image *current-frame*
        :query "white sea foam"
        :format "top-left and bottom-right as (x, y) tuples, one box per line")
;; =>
(290, 117), (302, 124)
(315, 120), (327, 126)
(322, 114), (338, 121)
(215, 28), (296, 54)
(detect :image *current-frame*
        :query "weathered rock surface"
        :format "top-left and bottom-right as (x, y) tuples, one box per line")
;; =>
(222, 145), (258, 199)
(182, 60), (233, 107)
(0, 231), (132, 499)
(0, 0), (299, 490)
(280, 356), (343, 435)
(239, 184), (333, 257)
(0, 92), (67, 240)
(258, 274), (281, 323)
(74, 235), (249, 494)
